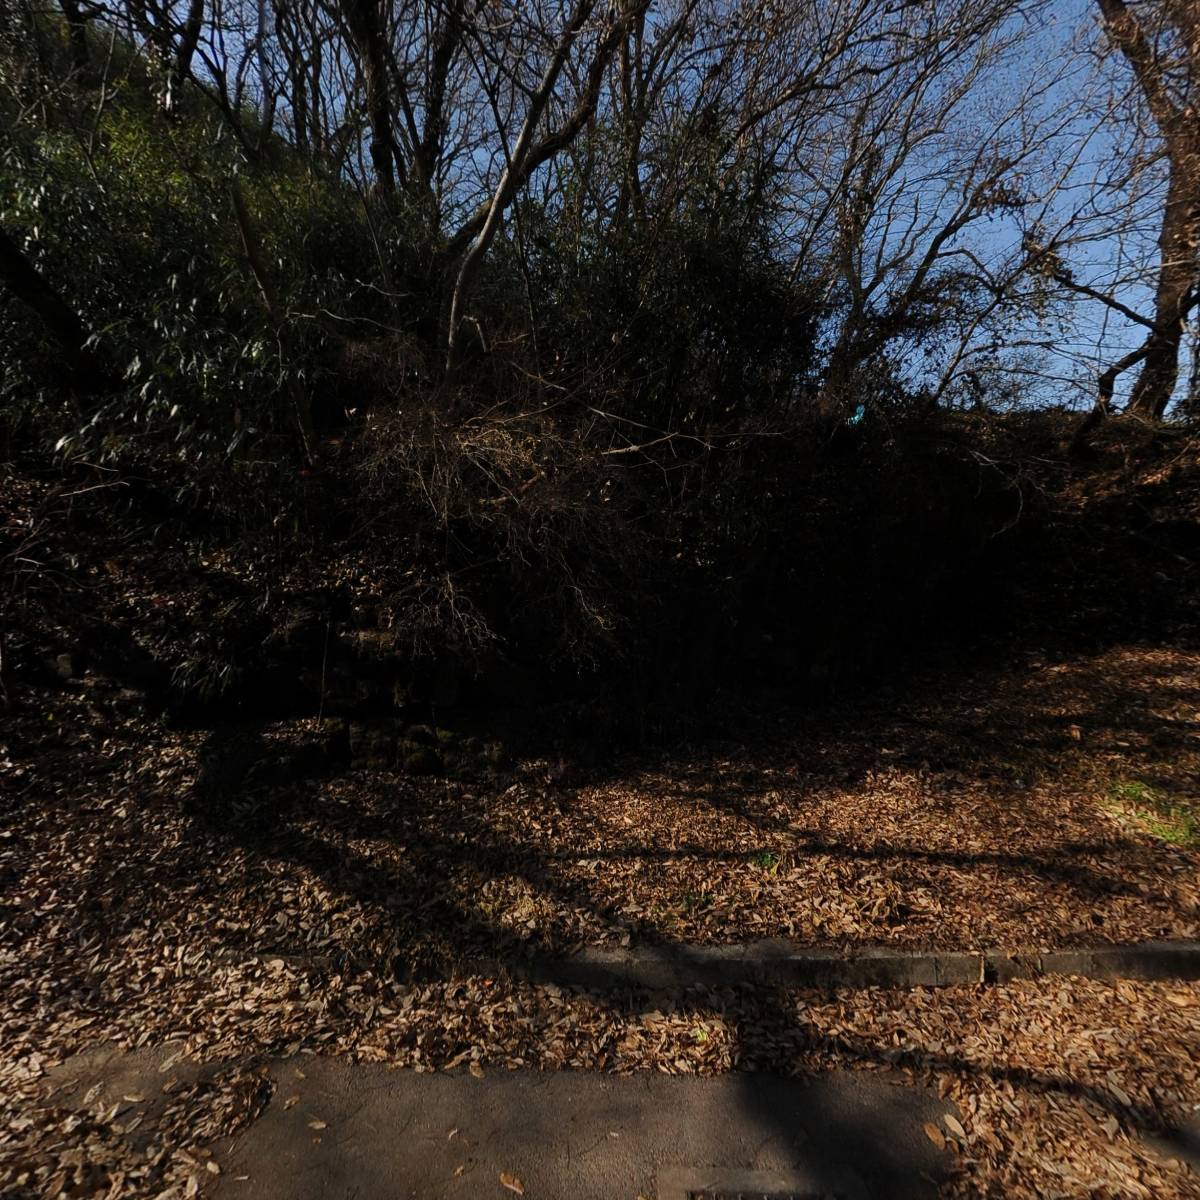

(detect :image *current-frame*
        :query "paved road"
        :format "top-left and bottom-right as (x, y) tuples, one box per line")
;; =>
(223, 1059), (953, 1199)
(46, 1046), (956, 1199)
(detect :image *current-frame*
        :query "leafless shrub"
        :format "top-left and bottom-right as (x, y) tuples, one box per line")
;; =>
(357, 363), (651, 667)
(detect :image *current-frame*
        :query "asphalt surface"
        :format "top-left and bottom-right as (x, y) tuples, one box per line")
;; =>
(44, 1044), (956, 1199)
(215, 1059), (952, 1199)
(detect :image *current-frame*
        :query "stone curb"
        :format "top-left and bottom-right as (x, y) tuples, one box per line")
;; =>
(466, 939), (1200, 991)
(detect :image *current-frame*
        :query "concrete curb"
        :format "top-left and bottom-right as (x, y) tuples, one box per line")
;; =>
(466, 939), (1200, 991)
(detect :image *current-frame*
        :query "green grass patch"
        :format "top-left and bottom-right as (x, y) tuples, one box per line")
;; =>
(1104, 779), (1198, 847)
(679, 890), (714, 913)
(750, 850), (779, 872)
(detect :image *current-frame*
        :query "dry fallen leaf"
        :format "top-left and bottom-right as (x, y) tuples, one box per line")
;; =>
(924, 1123), (946, 1150)
(469, 1062), (485, 1079)
(500, 1171), (525, 1194)
(308, 1119), (327, 1130)
(4, 594), (1200, 1200)
(944, 1114), (967, 1140)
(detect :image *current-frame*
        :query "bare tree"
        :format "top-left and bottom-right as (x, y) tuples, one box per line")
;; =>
(338, 0), (397, 192)
(60, 0), (1167, 420)
(121, 0), (207, 112)
(444, 0), (645, 371)
(1091, 0), (1200, 418)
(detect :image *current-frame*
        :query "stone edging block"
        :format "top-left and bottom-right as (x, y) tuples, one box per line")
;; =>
(472, 939), (1200, 991)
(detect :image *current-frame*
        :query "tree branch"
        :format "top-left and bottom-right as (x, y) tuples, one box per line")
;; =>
(1095, 0), (1180, 135)
(445, 0), (635, 371)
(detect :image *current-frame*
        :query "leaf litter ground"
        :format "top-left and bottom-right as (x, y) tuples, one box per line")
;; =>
(2, 642), (1199, 1197)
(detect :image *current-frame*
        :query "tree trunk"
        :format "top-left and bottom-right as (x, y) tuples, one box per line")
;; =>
(162, 0), (205, 115)
(58, 0), (92, 80)
(410, 0), (464, 198)
(1126, 172), (1200, 418)
(340, 0), (396, 194)
(1188, 313), (1200, 415)
(445, 0), (641, 372)
(1096, 0), (1200, 419)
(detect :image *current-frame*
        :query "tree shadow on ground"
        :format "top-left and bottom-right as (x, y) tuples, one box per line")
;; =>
(25, 640), (1197, 1196)
(584, 642), (1200, 802)
(178, 637), (1200, 978)
(181, 730), (1191, 983)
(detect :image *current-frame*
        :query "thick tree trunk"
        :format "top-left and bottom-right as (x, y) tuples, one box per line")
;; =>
(410, 0), (463, 198)
(58, 0), (92, 79)
(162, 0), (204, 115)
(291, 69), (309, 152)
(340, 0), (396, 194)
(1188, 314), (1200, 414)
(1096, 0), (1200, 419)
(1126, 173), (1200, 418)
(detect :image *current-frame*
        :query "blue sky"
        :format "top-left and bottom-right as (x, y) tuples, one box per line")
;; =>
(958, 0), (1190, 411)
(196, 0), (1192, 411)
